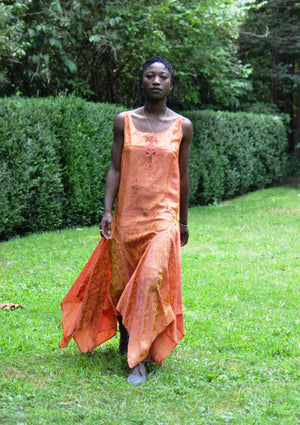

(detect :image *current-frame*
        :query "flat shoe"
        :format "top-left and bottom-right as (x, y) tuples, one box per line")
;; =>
(127, 362), (147, 386)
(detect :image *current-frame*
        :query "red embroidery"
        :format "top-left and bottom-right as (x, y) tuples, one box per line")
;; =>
(145, 135), (158, 168)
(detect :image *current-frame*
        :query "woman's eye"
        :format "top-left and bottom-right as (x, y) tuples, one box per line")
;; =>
(144, 74), (168, 81)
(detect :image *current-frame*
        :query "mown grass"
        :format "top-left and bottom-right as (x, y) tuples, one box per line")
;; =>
(0, 186), (299, 425)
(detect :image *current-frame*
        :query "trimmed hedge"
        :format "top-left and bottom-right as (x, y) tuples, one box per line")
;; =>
(0, 97), (290, 240)
(0, 99), (64, 238)
(49, 98), (124, 227)
(185, 110), (290, 205)
(0, 97), (124, 240)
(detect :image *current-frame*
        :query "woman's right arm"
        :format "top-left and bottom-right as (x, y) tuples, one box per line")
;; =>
(100, 112), (125, 239)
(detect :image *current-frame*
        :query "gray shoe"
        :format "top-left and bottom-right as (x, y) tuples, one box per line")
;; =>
(127, 362), (147, 386)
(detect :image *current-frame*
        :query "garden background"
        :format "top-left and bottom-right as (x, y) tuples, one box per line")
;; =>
(0, 1), (299, 424)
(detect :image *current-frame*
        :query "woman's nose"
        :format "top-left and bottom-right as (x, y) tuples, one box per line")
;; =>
(153, 76), (160, 84)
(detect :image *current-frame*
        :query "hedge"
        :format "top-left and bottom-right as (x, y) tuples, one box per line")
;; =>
(0, 97), (124, 240)
(185, 110), (290, 205)
(0, 97), (290, 240)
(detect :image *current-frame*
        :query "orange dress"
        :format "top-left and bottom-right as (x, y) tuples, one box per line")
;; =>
(59, 112), (184, 368)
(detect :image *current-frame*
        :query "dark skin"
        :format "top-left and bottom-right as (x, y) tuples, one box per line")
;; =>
(100, 62), (193, 378)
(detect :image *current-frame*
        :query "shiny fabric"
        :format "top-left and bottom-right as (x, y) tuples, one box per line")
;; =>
(59, 112), (184, 368)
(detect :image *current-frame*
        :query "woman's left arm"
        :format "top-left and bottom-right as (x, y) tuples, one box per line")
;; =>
(179, 117), (193, 247)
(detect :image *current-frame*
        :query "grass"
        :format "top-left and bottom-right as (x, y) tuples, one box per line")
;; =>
(0, 186), (299, 425)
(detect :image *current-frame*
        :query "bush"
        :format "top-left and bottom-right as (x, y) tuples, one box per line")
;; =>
(0, 97), (290, 240)
(185, 110), (290, 205)
(0, 98), (64, 239)
(49, 97), (124, 227)
(0, 97), (123, 240)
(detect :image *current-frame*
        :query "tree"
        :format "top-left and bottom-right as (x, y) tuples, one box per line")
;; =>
(87, 0), (254, 109)
(0, 0), (253, 110)
(0, 2), (27, 86)
(239, 0), (300, 151)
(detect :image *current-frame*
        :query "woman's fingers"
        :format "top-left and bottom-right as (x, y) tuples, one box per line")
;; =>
(100, 215), (113, 239)
(100, 225), (112, 239)
(180, 227), (189, 247)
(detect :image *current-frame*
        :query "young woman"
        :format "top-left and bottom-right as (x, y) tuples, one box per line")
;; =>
(59, 56), (193, 386)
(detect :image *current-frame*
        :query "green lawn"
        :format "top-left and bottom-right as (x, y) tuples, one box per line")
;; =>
(0, 186), (299, 425)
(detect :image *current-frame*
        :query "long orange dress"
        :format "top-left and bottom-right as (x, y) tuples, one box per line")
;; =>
(59, 112), (184, 368)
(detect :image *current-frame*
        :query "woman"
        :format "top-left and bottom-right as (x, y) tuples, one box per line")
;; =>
(59, 56), (193, 386)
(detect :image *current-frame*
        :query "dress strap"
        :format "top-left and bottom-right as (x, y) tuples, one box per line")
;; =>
(124, 112), (131, 146)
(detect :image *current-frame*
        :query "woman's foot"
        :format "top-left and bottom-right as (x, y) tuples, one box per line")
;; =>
(127, 361), (147, 386)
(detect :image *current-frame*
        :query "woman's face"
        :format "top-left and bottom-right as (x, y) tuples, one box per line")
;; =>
(141, 62), (173, 100)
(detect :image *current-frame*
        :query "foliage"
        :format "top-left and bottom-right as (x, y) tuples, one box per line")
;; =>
(0, 96), (124, 240)
(55, 97), (124, 227)
(238, 0), (300, 150)
(1, 97), (291, 240)
(99, 0), (253, 109)
(0, 1), (27, 84)
(0, 97), (64, 239)
(0, 0), (253, 109)
(186, 110), (290, 205)
(0, 187), (299, 424)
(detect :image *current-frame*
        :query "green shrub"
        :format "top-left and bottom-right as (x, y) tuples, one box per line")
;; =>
(0, 97), (290, 240)
(0, 97), (123, 240)
(49, 97), (124, 227)
(185, 110), (290, 205)
(0, 98), (64, 239)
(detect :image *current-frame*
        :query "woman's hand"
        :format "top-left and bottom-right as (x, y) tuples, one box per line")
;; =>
(180, 224), (189, 247)
(100, 212), (113, 239)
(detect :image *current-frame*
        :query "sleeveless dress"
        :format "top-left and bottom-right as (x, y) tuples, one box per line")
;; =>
(59, 112), (184, 368)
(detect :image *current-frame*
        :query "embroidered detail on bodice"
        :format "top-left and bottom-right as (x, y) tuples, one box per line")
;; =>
(125, 112), (183, 173)
(145, 135), (159, 170)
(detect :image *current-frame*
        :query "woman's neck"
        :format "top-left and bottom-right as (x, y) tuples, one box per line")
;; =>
(144, 100), (167, 116)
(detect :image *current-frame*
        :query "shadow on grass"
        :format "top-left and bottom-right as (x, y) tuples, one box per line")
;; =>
(48, 342), (161, 387)
(55, 345), (129, 379)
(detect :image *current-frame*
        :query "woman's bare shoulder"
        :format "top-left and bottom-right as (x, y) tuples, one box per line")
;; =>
(113, 111), (126, 132)
(181, 116), (193, 141)
(182, 116), (193, 131)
